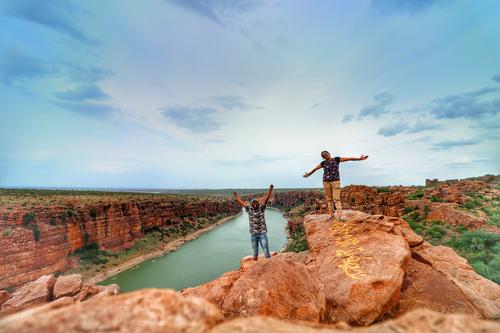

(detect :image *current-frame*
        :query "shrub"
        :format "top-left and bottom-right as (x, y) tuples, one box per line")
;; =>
(66, 208), (75, 218)
(403, 206), (415, 215)
(285, 223), (308, 252)
(447, 230), (500, 283)
(462, 198), (482, 210)
(2, 229), (11, 237)
(377, 187), (391, 193)
(49, 218), (57, 226)
(407, 189), (424, 200)
(60, 212), (68, 224)
(25, 224), (40, 241)
(423, 205), (430, 218)
(429, 196), (445, 203)
(426, 223), (446, 240)
(74, 243), (110, 265)
(22, 212), (36, 226)
(89, 208), (97, 220)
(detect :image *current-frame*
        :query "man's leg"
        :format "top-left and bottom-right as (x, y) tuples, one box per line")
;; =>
(259, 233), (271, 258)
(323, 181), (334, 215)
(332, 180), (343, 219)
(251, 234), (259, 260)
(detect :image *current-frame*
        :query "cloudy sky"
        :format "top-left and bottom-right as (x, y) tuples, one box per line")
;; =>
(1, 0), (499, 189)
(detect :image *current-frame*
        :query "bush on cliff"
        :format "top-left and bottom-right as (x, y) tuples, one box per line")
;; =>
(407, 188), (425, 200)
(285, 223), (308, 252)
(74, 243), (110, 266)
(448, 230), (500, 283)
(22, 212), (36, 226)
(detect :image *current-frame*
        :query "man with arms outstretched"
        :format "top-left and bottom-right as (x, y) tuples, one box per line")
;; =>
(233, 184), (274, 260)
(303, 151), (368, 219)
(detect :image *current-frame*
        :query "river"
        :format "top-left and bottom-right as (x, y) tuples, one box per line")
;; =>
(100, 208), (288, 292)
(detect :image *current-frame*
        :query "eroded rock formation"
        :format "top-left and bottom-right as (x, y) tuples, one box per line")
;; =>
(0, 273), (119, 315)
(0, 197), (240, 289)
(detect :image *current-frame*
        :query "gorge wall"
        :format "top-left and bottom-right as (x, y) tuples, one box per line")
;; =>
(0, 194), (241, 290)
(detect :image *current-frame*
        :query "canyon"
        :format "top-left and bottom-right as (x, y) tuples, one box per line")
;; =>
(1, 209), (499, 332)
(0, 176), (499, 331)
(0, 191), (241, 290)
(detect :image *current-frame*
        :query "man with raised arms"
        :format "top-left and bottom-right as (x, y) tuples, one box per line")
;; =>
(233, 184), (274, 260)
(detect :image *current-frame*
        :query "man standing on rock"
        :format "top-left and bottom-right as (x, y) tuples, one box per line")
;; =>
(233, 185), (274, 260)
(303, 151), (368, 219)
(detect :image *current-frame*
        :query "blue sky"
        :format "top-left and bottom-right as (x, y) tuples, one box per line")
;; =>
(1, 0), (499, 188)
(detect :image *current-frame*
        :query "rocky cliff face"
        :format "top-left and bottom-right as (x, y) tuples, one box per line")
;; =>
(0, 196), (240, 290)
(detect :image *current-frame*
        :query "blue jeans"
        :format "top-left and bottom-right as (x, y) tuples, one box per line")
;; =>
(251, 233), (271, 258)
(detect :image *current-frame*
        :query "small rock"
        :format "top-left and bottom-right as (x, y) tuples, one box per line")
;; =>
(53, 274), (83, 299)
(1, 275), (56, 314)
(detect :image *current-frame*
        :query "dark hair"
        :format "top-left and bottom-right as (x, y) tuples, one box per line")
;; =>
(321, 150), (329, 158)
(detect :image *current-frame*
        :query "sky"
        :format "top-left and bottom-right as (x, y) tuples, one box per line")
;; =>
(0, 0), (499, 189)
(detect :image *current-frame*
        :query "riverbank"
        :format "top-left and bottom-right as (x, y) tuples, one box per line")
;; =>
(82, 212), (241, 284)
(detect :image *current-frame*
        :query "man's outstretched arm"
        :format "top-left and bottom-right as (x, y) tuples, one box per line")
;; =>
(339, 155), (369, 162)
(233, 192), (247, 207)
(263, 184), (274, 206)
(303, 163), (322, 178)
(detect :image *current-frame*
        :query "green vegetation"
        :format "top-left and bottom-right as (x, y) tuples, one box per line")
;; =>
(74, 243), (111, 266)
(2, 229), (11, 237)
(402, 207), (499, 283)
(285, 224), (308, 252)
(407, 188), (425, 200)
(448, 231), (500, 283)
(22, 212), (36, 226)
(481, 196), (500, 228)
(377, 187), (391, 193)
(89, 208), (97, 220)
(49, 217), (57, 226)
(429, 196), (445, 203)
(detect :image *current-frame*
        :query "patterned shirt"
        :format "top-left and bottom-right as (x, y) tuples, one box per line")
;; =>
(245, 204), (267, 234)
(321, 157), (341, 181)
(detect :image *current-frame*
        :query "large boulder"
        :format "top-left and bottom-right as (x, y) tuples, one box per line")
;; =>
(0, 289), (223, 333)
(208, 308), (500, 333)
(303, 211), (412, 324)
(398, 257), (480, 316)
(183, 256), (325, 322)
(0, 274), (56, 314)
(412, 243), (500, 318)
(53, 274), (83, 299)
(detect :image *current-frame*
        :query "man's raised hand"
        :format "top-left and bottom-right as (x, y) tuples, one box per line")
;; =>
(270, 184), (274, 189)
(303, 172), (310, 178)
(360, 154), (369, 160)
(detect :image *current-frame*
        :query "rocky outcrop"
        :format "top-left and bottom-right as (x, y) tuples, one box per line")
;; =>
(303, 211), (500, 321)
(341, 185), (412, 216)
(411, 243), (500, 318)
(398, 257), (480, 316)
(52, 274), (82, 299)
(304, 212), (412, 324)
(0, 197), (241, 289)
(0, 275), (56, 315)
(271, 191), (323, 212)
(0, 289), (223, 333)
(1, 288), (499, 333)
(182, 255), (326, 322)
(209, 309), (500, 333)
(182, 209), (499, 324)
(0, 274), (120, 315)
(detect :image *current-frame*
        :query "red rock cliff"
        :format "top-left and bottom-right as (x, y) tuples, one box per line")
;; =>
(0, 196), (240, 290)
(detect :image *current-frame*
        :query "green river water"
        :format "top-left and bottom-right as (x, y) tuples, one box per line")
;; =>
(100, 208), (288, 292)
